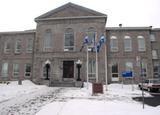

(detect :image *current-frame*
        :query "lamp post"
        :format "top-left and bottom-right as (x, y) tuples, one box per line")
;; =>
(136, 56), (144, 109)
(45, 59), (51, 80)
(76, 60), (82, 81)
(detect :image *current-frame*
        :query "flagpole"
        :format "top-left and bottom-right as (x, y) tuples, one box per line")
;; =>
(105, 41), (108, 91)
(86, 45), (89, 89)
(96, 36), (98, 83)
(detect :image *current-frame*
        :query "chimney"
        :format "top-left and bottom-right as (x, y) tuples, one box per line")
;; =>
(119, 24), (122, 27)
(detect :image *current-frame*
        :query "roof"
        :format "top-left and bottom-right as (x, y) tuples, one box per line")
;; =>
(35, 2), (107, 22)
(0, 29), (36, 35)
(106, 27), (152, 31)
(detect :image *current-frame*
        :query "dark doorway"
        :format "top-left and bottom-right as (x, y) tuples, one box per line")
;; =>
(63, 61), (74, 78)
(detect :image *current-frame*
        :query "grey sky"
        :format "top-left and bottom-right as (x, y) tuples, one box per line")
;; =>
(0, 0), (159, 31)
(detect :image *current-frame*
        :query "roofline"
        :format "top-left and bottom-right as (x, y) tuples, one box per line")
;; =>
(0, 30), (36, 35)
(106, 27), (152, 31)
(151, 28), (160, 31)
(35, 16), (107, 22)
(35, 2), (107, 20)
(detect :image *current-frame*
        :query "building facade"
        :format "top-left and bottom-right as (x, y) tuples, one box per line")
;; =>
(0, 3), (160, 86)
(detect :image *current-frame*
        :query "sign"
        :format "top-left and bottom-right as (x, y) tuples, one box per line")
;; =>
(92, 83), (103, 94)
(122, 71), (133, 78)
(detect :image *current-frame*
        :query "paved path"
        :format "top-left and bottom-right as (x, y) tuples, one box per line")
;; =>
(132, 92), (160, 107)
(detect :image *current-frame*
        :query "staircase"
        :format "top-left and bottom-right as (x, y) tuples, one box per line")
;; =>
(49, 81), (75, 87)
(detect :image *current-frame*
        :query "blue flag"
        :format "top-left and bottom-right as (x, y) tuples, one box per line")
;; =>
(80, 36), (89, 52)
(83, 36), (89, 45)
(96, 35), (106, 52)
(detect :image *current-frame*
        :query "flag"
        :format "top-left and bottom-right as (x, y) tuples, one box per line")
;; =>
(83, 36), (89, 44)
(80, 36), (89, 52)
(96, 35), (106, 52)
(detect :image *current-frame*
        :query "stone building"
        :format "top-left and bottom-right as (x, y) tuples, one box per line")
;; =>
(0, 3), (160, 86)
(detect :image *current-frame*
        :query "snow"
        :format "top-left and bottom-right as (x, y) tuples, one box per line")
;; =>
(0, 80), (45, 102)
(0, 80), (160, 115)
(36, 83), (160, 115)
(36, 99), (159, 115)
(0, 80), (60, 115)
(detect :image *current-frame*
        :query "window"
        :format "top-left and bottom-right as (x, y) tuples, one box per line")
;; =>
(15, 39), (21, 53)
(153, 62), (160, 78)
(4, 41), (10, 53)
(124, 36), (132, 52)
(141, 62), (147, 77)
(150, 34), (156, 42)
(125, 62), (133, 71)
(27, 38), (33, 53)
(64, 28), (74, 51)
(13, 64), (19, 77)
(44, 29), (52, 50)
(111, 63), (119, 81)
(137, 36), (146, 51)
(88, 60), (96, 78)
(110, 36), (118, 52)
(1, 63), (8, 77)
(25, 64), (31, 77)
(87, 27), (96, 51)
(152, 50), (158, 59)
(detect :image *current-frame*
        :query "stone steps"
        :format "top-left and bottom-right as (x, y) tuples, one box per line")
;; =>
(49, 81), (75, 87)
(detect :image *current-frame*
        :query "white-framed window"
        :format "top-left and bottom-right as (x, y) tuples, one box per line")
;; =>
(153, 62), (160, 78)
(13, 63), (19, 77)
(88, 60), (96, 78)
(4, 41), (10, 53)
(125, 62), (133, 71)
(15, 39), (21, 53)
(111, 63), (119, 81)
(44, 29), (52, 51)
(141, 62), (147, 77)
(1, 63), (8, 77)
(87, 27), (96, 51)
(25, 64), (31, 77)
(137, 36), (146, 51)
(110, 36), (118, 52)
(64, 28), (74, 51)
(124, 36), (132, 52)
(150, 34), (156, 42)
(27, 38), (33, 53)
(152, 50), (158, 59)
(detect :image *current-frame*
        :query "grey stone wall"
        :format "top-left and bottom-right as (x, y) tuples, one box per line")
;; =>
(106, 28), (154, 83)
(33, 17), (106, 84)
(0, 32), (35, 81)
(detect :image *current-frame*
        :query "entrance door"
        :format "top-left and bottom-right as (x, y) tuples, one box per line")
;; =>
(63, 61), (74, 78)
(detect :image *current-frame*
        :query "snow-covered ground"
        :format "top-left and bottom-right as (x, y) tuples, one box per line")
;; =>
(0, 80), (61, 115)
(0, 80), (160, 115)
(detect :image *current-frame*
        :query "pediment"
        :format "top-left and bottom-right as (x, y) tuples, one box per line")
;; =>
(35, 2), (107, 21)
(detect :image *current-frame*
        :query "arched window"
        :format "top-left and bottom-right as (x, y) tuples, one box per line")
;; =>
(137, 36), (146, 51)
(64, 28), (74, 51)
(110, 36), (118, 52)
(44, 29), (52, 50)
(15, 39), (21, 53)
(4, 40), (10, 53)
(124, 36), (132, 52)
(87, 27), (96, 50)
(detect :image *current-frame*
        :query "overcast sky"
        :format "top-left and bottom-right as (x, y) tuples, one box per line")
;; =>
(0, 0), (159, 31)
